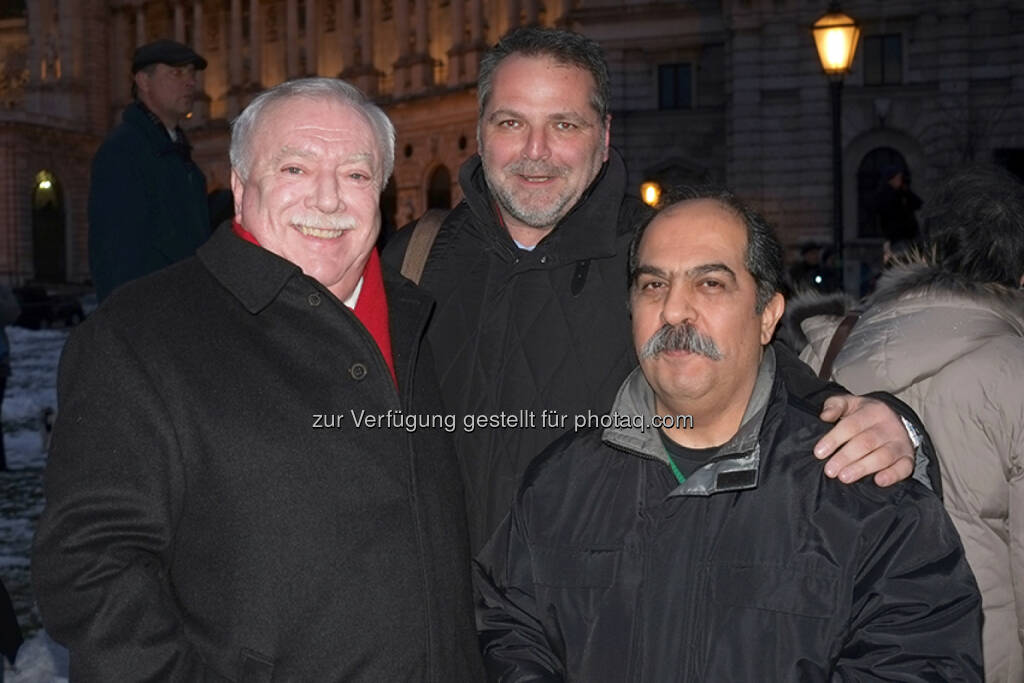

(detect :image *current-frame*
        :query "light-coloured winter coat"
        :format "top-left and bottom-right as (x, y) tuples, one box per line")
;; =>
(795, 263), (1024, 682)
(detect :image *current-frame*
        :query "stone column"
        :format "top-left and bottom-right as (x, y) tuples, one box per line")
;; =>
(359, 0), (374, 71)
(112, 7), (130, 109)
(226, 0), (242, 116)
(305, 0), (317, 74)
(136, 4), (146, 46)
(466, 0), (486, 82)
(523, 0), (538, 25)
(409, 0), (432, 90)
(58, 0), (81, 80)
(26, 0), (46, 84)
(339, 0), (355, 71)
(286, 0), (299, 77)
(249, 0), (262, 88)
(447, 0), (465, 87)
(174, 1), (186, 42)
(192, 0), (210, 121)
(506, 0), (519, 32)
(345, 0), (378, 94)
(392, 0), (410, 96)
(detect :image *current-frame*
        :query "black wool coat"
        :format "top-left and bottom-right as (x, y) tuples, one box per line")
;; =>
(33, 226), (483, 681)
(88, 102), (211, 303)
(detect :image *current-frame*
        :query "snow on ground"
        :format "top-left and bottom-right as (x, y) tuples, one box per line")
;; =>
(2, 325), (70, 681)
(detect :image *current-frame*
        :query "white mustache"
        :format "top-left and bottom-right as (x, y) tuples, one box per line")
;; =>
(288, 214), (358, 231)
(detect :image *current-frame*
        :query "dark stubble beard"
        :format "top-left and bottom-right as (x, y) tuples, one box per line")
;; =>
(486, 160), (575, 231)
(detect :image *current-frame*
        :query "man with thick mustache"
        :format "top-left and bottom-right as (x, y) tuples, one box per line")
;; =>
(384, 26), (930, 553)
(34, 78), (483, 680)
(474, 186), (983, 680)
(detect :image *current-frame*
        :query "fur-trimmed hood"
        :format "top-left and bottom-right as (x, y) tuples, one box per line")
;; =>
(791, 259), (1024, 394)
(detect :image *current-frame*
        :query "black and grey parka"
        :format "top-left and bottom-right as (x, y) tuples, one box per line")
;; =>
(475, 350), (982, 681)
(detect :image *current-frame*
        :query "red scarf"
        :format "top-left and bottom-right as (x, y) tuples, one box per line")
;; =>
(233, 221), (397, 386)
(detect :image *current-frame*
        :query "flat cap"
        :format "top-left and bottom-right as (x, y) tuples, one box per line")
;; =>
(132, 39), (207, 74)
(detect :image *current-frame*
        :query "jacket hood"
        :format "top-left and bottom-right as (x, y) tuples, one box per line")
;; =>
(798, 261), (1024, 393)
(456, 147), (631, 263)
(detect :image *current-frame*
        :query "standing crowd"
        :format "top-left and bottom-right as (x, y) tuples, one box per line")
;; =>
(24, 25), (1022, 682)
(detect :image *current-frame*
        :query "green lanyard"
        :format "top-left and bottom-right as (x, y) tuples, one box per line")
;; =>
(665, 450), (687, 485)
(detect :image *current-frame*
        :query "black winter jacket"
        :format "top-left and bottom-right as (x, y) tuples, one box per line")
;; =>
(384, 150), (650, 551)
(475, 352), (983, 681)
(34, 226), (483, 681)
(88, 102), (211, 302)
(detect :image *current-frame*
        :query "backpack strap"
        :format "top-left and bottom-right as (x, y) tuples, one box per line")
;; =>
(400, 209), (449, 285)
(818, 310), (862, 380)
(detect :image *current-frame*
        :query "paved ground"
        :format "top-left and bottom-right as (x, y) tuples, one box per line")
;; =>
(1, 466), (44, 637)
(2, 325), (67, 640)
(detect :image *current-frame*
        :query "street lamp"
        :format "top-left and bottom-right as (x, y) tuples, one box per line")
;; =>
(641, 181), (661, 207)
(812, 2), (860, 287)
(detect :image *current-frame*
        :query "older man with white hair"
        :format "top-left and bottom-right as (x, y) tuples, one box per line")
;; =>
(33, 78), (483, 680)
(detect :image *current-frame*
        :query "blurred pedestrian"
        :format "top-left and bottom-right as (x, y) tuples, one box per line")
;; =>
(88, 39), (211, 303)
(872, 164), (922, 249)
(0, 282), (20, 471)
(794, 163), (1024, 680)
(788, 240), (841, 293)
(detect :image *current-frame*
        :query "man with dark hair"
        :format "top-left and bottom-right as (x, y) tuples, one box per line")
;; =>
(384, 26), (927, 552)
(34, 78), (482, 680)
(475, 187), (983, 680)
(88, 39), (211, 302)
(796, 163), (1024, 680)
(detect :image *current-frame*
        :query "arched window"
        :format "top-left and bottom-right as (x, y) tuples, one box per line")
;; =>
(426, 165), (451, 210)
(856, 147), (909, 239)
(32, 170), (66, 282)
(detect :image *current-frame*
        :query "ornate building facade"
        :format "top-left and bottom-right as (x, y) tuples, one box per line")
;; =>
(0, 0), (1021, 289)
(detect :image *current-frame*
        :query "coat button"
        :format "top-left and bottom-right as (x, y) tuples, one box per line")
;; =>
(307, 293), (322, 307)
(349, 363), (367, 380)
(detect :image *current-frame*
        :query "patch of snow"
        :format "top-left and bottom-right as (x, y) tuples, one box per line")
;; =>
(5, 631), (68, 683)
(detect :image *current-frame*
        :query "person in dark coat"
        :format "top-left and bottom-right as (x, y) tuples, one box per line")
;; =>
(88, 39), (211, 303)
(873, 163), (923, 248)
(384, 26), (929, 553)
(33, 78), (483, 681)
(475, 186), (983, 680)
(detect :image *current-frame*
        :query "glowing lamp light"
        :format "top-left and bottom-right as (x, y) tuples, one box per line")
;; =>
(641, 181), (661, 207)
(38, 179), (52, 190)
(812, 6), (860, 76)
